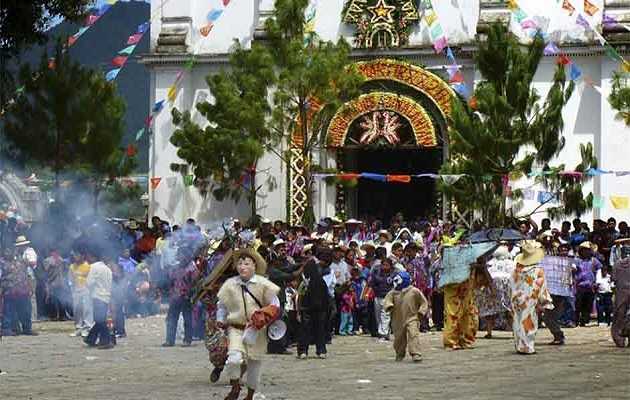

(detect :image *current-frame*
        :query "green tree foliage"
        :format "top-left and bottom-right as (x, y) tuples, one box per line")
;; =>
(171, 0), (363, 225)
(608, 72), (630, 125)
(440, 24), (597, 227)
(3, 42), (132, 212)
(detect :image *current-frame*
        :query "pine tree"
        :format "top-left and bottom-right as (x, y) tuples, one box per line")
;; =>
(440, 24), (597, 227)
(3, 42), (130, 211)
(171, 0), (364, 225)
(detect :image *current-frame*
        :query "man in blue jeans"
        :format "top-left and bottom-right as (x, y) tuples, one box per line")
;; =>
(162, 249), (199, 347)
(84, 249), (114, 349)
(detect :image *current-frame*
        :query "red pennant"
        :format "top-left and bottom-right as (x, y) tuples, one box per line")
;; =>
(127, 33), (142, 45)
(86, 14), (100, 25)
(145, 115), (153, 127)
(468, 96), (478, 110)
(449, 71), (464, 84)
(48, 58), (56, 69)
(126, 144), (137, 157)
(339, 173), (360, 180)
(386, 175), (411, 183)
(557, 54), (571, 66)
(223, 0), (231, 5)
(150, 177), (162, 190)
(561, 0), (575, 15)
(67, 36), (78, 47)
(111, 56), (128, 67)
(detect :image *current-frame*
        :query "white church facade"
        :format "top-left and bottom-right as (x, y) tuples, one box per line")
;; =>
(142, 0), (630, 227)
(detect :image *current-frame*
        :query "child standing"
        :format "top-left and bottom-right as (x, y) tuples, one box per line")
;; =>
(384, 271), (428, 362)
(339, 285), (356, 335)
(285, 279), (299, 346)
(596, 265), (614, 326)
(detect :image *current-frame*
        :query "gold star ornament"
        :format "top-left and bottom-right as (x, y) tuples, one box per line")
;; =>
(368, 0), (395, 24)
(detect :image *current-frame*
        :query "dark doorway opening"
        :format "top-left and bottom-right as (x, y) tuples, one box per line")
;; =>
(342, 147), (442, 223)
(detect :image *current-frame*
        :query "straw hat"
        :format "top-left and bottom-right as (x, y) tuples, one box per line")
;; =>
(578, 241), (598, 253)
(515, 240), (544, 266)
(360, 241), (377, 251)
(272, 238), (286, 248)
(377, 229), (392, 242)
(345, 218), (362, 225)
(614, 237), (630, 245)
(15, 236), (31, 247)
(302, 243), (314, 254)
(233, 248), (267, 275)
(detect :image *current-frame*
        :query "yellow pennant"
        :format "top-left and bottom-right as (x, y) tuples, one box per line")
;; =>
(507, 0), (519, 11)
(167, 85), (177, 102)
(610, 195), (630, 210)
(425, 12), (437, 26)
(622, 60), (630, 73)
(583, 0), (599, 17)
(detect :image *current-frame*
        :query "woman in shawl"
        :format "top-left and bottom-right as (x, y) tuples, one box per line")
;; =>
(476, 245), (515, 338)
(297, 250), (331, 359)
(510, 240), (554, 354)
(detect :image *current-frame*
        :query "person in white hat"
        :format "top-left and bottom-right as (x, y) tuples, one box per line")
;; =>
(574, 241), (603, 327)
(510, 240), (554, 354)
(216, 248), (280, 400)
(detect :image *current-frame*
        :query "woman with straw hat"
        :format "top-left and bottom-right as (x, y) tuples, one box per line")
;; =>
(510, 240), (554, 354)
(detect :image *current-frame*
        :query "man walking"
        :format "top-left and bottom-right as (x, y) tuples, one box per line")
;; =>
(84, 248), (114, 349)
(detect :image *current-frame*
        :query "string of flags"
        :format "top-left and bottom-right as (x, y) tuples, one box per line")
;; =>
(105, 21), (149, 82)
(421, 1), (448, 54)
(200, 0), (232, 37)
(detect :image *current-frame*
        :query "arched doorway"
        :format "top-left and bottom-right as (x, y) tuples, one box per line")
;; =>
(288, 59), (455, 224)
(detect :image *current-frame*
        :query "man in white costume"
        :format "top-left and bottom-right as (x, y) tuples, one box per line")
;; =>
(216, 248), (280, 400)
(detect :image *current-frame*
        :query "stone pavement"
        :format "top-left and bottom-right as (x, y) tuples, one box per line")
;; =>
(0, 316), (628, 400)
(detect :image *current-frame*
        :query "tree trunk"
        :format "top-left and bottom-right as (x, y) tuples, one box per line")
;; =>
(248, 166), (257, 225)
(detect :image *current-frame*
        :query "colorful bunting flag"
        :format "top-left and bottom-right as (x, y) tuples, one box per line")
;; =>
(153, 100), (165, 113)
(513, 9), (527, 23)
(544, 42), (559, 56)
(145, 115), (153, 127)
(441, 175), (465, 185)
(119, 45), (136, 55)
(592, 196), (605, 209)
(207, 9), (223, 22)
(105, 68), (120, 81)
(576, 14), (590, 30)
(449, 71), (465, 84)
(520, 19), (537, 30)
(561, 0), (575, 15)
(425, 13), (437, 26)
(167, 84), (177, 102)
(610, 195), (629, 210)
(137, 22), (150, 34)
(446, 48), (456, 64)
(97, 4), (111, 16)
(387, 175), (411, 183)
(468, 96), (478, 110)
(452, 83), (471, 99)
(126, 144), (137, 157)
(135, 127), (145, 141)
(200, 23), (214, 37)
(361, 173), (387, 182)
(433, 37), (448, 54)
(150, 177), (162, 190)
(111, 56), (128, 67)
(603, 14), (617, 29)
(339, 173), (360, 180)
(75, 27), (89, 37)
(570, 63), (582, 81)
(507, 0), (518, 11)
(183, 175), (194, 187)
(127, 34), (142, 45)
(223, 0), (231, 5)
(557, 54), (571, 66)
(430, 24), (443, 38)
(583, 0), (599, 17)
(86, 14), (100, 26)
(67, 36), (78, 47)
(604, 44), (623, 62)
(185, 57), (196, 70)
(538, 191), (555, 203)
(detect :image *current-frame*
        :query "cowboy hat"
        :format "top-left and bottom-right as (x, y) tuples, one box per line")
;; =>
(377, 229), (392, 241)
(260, 218), (272, 224)
(614, 237), (630, 245)
(345, 218), (362, 225)
(233, 248), (267, 275)
(272, 238), (286, 248)
(15, 236), (31, 247)
(302, 243), (314, 253)
(360, 241), (376, 250)
(578, 241), (598, 253)
(515, 240), (544, 266)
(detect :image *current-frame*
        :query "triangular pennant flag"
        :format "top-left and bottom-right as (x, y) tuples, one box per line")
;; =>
(433, 36), (448, 54)
(145, 114), (154, 127)
(174, 70), (184, 83)
(441, 175), (464, 185)
(605, 44), (623, 62)
(86, 14), (100, 25)
(75, 26), (89, 37)
(584, 0), (599, 17)
(446, 48), (456, 64)
(603, 14), (617, 29)
(361, 173), (387, 182)
(592, 196), (605, 209)
(223, 0), (231, 5)
(520, 19), (537, 30)
(452, 83), (471, 99)
(200, 23), (214, 37)
(446, 64), (459, 79)
(207, 9), (223, 22)
(127, 33), (142, 45)
(150, 177), (162, 190)
(425, 12), (437, 26)
(126, 144), (137, 157)
(544, 42), (559, 56)
(537, 191), (555, 203)
(386, 175), (411, 183)
(513, 9), (527, 23)
(167, 84), (177, 102)
(185, 57), (196, 70)
(449, 71), (465, 84)
(468, 96), (478, 110)
(152, 100), (165, 113)
(105, 68), (121, 81)
(562, 0), (575, 15)
(183, 175), (194, 187)
(622, 61), (630, 73)
(67, 36), (78, 47)
(119, 45), (136, 55)
(430, 24), (443, 39)
(15, 86), (24, 94)
(339, 173), (360, 180)
(570, 63), (582, 81)
(137, 22), (150, 34)
(135, 127), (145, 141)
(507, 0), (518, 11)
(576, 14), (590, 30)
(557, 54), (571, 65)
(610, 195), (629, 210)
(97, 4), (111, 16)
(111, 56), (128, 67)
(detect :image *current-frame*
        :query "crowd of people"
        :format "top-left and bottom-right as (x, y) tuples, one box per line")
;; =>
(1, 212), (629, 399)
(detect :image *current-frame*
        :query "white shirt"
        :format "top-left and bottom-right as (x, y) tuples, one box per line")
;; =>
(322, 270), (337, 297)
(216, 275), (280, 323)
(330, 260), (350, 285)
(596, 270), (613, 294)
(87, 261), (112, 303)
